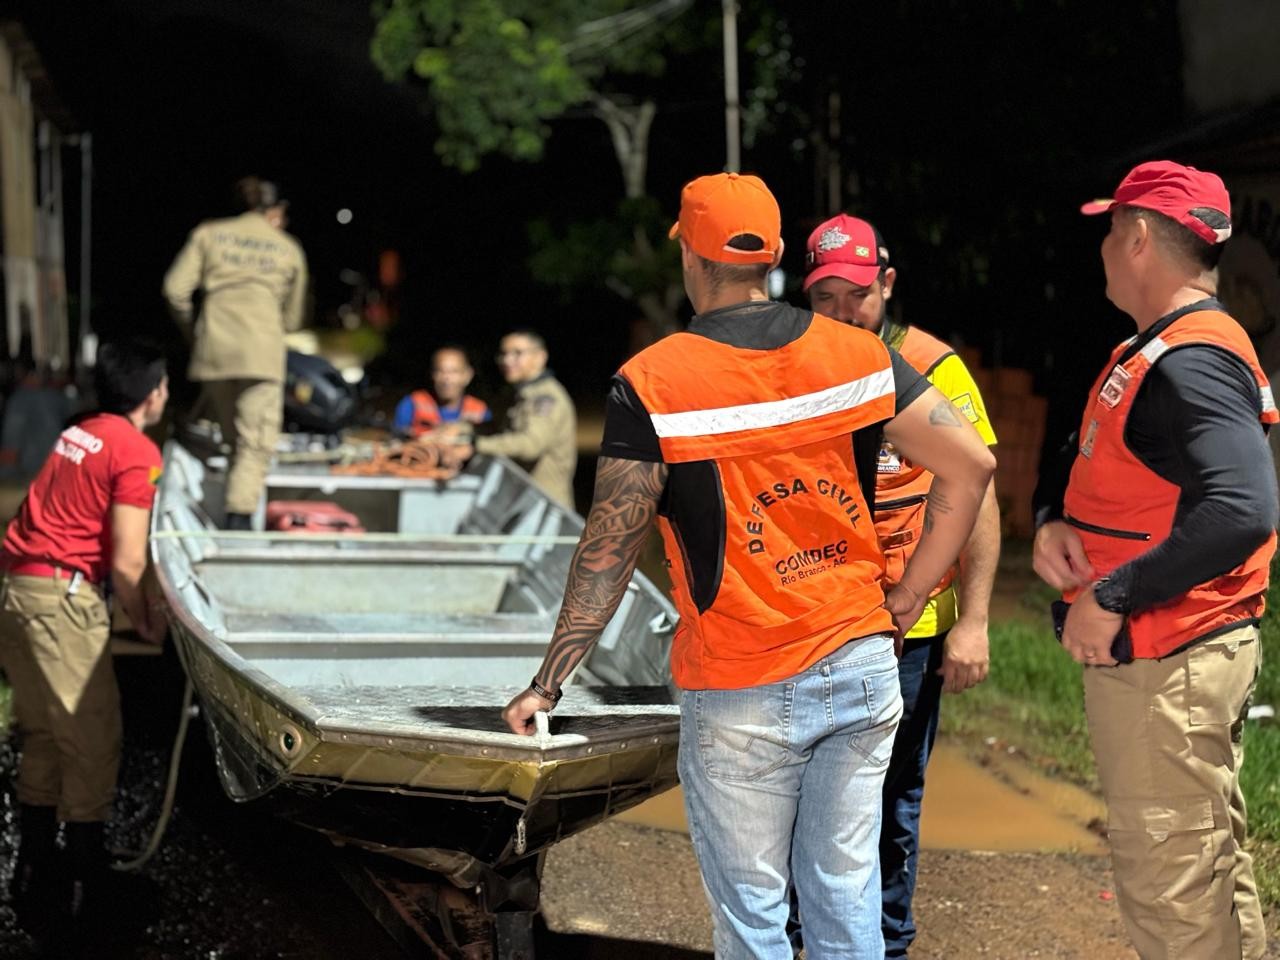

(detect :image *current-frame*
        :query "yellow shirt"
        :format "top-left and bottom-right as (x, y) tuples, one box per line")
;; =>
(906, 352), (997, 639)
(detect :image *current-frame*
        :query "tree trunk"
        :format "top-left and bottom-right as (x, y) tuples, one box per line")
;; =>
(593, 95), (679, 341)
(592, 95), (656, 200)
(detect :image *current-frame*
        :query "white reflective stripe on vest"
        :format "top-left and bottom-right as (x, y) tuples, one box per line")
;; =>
(647, 366), (894, 439)
(1139, 337), (1169, 364)
(1138, 337), (1276, 414)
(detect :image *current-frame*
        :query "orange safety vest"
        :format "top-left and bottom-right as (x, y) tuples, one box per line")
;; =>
(408, 390), (489, 435)
(1062, 309), (1279, 659)
(874, 325), (958, 597)
(619, 313), (898, 690)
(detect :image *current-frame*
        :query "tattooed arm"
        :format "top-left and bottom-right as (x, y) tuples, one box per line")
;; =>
(880, 386), (996, 638)
(502, 456), (669, 735)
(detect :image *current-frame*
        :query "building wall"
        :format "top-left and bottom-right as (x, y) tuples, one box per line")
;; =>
(0, 26), (69, 372)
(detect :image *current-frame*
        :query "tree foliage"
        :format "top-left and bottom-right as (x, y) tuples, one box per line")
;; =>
(528, 196), (682, 329)
(371, 1), (804, 342)
(370, 0), (685, 171)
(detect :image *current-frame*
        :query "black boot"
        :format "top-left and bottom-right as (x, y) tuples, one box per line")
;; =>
(223, 511), (253, 531)
(64, 821), (155, 956)
(64, 821), (107, 936)
(9, 804), (61, 943)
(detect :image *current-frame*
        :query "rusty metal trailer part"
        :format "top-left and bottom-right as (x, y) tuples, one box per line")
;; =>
(335, 850), (544, 960)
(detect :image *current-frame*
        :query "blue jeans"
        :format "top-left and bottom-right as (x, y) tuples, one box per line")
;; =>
(679, 633), (902, 960)
(879, 634), (945, 958)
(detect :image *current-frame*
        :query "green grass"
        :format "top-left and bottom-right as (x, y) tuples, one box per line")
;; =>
(942, 619), (1097, 785)
(946, 560), (1280, 907)
(1243, 566), (1280, 907)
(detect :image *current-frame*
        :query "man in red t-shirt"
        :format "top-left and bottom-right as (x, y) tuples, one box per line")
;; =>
(0, 341), (168, 944)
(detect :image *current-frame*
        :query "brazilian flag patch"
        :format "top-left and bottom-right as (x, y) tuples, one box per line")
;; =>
(149, 466), (163, 486)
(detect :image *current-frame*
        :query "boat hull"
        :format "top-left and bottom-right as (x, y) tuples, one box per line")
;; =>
(153, 440), (682, 883)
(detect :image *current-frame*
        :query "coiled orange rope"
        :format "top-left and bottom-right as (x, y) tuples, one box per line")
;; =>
(329, 440), (467, 479)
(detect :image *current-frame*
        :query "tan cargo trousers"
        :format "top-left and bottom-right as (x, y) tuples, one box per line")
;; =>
(1084, 623), (1264, 960)
(202, 378), (282, 515)
(0, 574), (119, 822)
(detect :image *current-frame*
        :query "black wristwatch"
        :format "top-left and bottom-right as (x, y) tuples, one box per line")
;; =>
(529, 677), (562, 707)
(1092, 576), (1130, 615)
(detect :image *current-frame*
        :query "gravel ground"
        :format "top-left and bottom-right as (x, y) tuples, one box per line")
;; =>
(2, 648), (1277, 959)
(0, 649), (704, 960)
(0, 651), (407, 960)
(546, 818), (1280, 959)
(546, 819), (1138, 959)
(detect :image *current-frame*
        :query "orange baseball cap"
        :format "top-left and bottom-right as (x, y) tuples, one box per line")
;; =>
(668, 172), (781, 264)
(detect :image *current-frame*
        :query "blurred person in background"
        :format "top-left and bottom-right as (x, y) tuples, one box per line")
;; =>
(163, 176), (308, 529)
(0, 343), (73, 480)
(392, 345), (491, 438)
(455, 330), (576, 508)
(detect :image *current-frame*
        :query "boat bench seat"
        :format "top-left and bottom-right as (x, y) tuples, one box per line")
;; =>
(224, 610), (553, 643)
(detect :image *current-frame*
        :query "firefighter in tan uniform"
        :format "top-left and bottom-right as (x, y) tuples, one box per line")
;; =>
(463, 330), (576, 509)
(162, 176), (308, 529)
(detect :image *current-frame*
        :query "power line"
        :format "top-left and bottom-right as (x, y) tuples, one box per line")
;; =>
(564, 0), (694, 60)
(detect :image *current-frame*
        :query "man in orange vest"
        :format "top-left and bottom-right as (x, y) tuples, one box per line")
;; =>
(1033, 161), (1277, 959)
(803, 214), (1000, 957)
(502, 172), (995, 958)
(392, 345), (491, 437)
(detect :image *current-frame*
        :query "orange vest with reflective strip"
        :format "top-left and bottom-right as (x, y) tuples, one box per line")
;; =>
(874, 326), (957, 597)
(408, 390), (489, 435)
(619, 313), (897, 690)
(1062, 309), (1278, 658)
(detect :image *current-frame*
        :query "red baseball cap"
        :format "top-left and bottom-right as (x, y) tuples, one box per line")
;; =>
(669, 172), (781, 264)
(1080, 160), (1232, 244)
(802, 214), (889, 291)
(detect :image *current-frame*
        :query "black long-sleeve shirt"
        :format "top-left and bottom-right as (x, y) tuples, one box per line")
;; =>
(1032, 298), (1278, 614)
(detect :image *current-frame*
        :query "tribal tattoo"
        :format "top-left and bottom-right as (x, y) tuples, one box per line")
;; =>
(922, 486), (954, 534)
(536, 457), (668, 690)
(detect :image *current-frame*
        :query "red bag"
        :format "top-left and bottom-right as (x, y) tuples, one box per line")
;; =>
(265, 501), (365, 534)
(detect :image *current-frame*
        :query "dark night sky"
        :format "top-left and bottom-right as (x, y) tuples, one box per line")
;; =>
(10, 0), (1188, 438)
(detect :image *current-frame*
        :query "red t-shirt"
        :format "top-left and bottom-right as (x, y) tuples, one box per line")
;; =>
(2, 413), (163, 582)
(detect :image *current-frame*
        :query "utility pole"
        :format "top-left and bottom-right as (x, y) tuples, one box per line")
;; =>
(80, 132), (93, 367)
(722, 0), (740, 172)
(827, 90), (842, 212)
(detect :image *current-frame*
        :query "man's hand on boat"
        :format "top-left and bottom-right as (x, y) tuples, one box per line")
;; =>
(138, 602), (168, 645)
(429, 422), (472, 443)
(502, 687), (557, 735)
(136, 570), (169, 645)
(418, 424), (473, 463)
